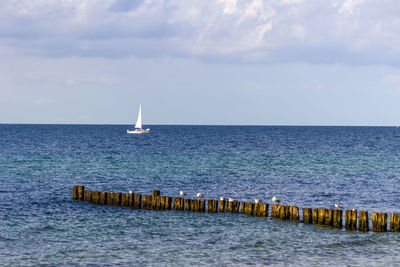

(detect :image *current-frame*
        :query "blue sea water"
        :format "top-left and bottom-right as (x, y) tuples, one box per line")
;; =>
(1, 124), (400, 266)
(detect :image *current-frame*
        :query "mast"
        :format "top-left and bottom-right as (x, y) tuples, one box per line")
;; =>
(134, 104), (142, 129)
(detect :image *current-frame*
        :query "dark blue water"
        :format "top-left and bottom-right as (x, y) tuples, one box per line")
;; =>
(1, 125), (400, 266)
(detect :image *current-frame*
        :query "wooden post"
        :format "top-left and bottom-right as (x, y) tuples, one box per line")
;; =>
(324, 209), (333, 226)
(276, 205), (290, 220)
(156, 196), (162, 210)
(200, 200), (206, 212)
(142, 195), (152, 209)
(152, 190), (160, 198)
(390, 213), (400, 232)
(165, 197), (172, 210)
(290, 206), (299, 221)
(254, 203), (268, 217)
(92, 191), (100, 204)
(72, 185), (79, 199)
(226, 201), (240, 213)
(121, 193), (129, 207)
(219, 200), (226, 212)
(84, 190), (92, 202)
(77, 186), (85, 200)
(312, 208), (319, 224)
(160, 196), (166, 210)
(345, 210), (357, 230)
(112, 192), (122, 206)
(241, 202), (254, 215)
(173, 197), (184, 211)
(151, 190), (160, 209)
(128, 192), (134, 208)
(372, 212), (387, 232)
(207, 200), (218, 213)
(233, 201), (241, 213)
(271, 204), (278, 218)
(99, 192), (108, 205)
(133, 193), (142, 209)
(184, 199), (191, 211)
(317, 209), (325, 225)
(107, 192), (113, 205)
(333, 209), (343, 229)
(303, 208), (312, 223)
(358, 210), (369, 231)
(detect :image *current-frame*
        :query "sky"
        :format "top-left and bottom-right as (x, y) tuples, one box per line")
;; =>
(1, 0), (400, 126)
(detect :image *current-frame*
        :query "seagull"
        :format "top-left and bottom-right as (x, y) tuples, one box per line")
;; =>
(129, 190), (133, 194)
(352, 208), (356, 212)
(179, 190), (187, 196)
(196, 193), (204, 199)
(228, 197), (235, 202)
(334, 203), (343, 209)
(272, 196), (281, 204)
(255, 199), (262, 204)
(220, 197), (225, 201)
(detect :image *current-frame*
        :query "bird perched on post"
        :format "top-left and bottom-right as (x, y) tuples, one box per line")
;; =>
(334, 203), (343, 209)
(272, 196), (281, 204)
(228, 197), (235, 202)
(255, 199), (262, 204)
(220, 197), (225, 201)
(197, 193), (204, 199)
(129, 190), (133, 194)
(179, 190), (187, 196)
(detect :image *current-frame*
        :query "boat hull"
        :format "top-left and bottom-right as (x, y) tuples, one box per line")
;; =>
(127, 128), (150, 134)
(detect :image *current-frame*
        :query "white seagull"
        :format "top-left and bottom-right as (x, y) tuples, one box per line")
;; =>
(197, 193), (204, 199)
(272, 196), (281, 204)
(129, 190), (134, 194)
(220, 197), (225, 201)
(179, 190), (187, 196)
(228, 197), (235, 202)
(334, 203), (343, 209)
(255, 199), (262, 204)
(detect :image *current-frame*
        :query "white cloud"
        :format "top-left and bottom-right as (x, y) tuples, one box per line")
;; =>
(0, 0), (400, 65)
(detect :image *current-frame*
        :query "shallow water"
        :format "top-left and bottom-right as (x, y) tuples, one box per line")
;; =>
(1, 125), (400, 266)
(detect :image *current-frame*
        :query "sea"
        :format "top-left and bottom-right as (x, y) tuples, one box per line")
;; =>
(1, 124), (400, 266)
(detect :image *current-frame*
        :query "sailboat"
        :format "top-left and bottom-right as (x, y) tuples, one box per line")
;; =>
(127, 104), (150, 134)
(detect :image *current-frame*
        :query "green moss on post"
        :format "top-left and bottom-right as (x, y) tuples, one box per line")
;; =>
(345, 210), (357, 231)
(333, 209), (343, 229)
(271, 204), (278, 218)
(390, 213), (400, 232)
(303, 208), (312, 224)
(241, 202), (254, 215)
(324, 209), (333, 226)
(173, 197), (184, 211)
(358, 210), (369, 231)
(254, 203), (268, 217)
(372, 212), (387, 232)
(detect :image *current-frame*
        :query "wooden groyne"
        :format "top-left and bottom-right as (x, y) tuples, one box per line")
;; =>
(72, 185), (400, 233)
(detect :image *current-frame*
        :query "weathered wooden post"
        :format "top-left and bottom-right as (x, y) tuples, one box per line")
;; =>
(241, 202), (254, 215)
(185, 199), (191, 211)
(226, 201), (240, 213)
(72, 185), (79, 199)
(173, 197), (185, 211)
(317, 209), (325, 225)
(390, 213), (400, 232)
(121, 193), (129, 207)
(128, 192), (134, 208)
(107, 192), (113, 205)
(312, 208), (319, 224)
(333, 209), (343, 229)
(165, 196), (172, 210)
(142, 195), (152, 209)
(254, 203), (268, 217)
(200, 199), (206, 212)
(219, 200), (226, 212)
(303, 208), (312, 223)
(133, 193), (142, 209)
(233, 201), (241, 213)
(112, 192), (122, 206)
(324, 209), (333, 226)
(271, 204), (278, 218)
(99, 192), (108, 205)
(277, 205), (290, 220)
(84, 190), (92, 202)
(345, 209), (357, 230)
(160, 196), (166, 210)
(290, 206), (299, 221)
(358, 210), (369, 231)
(76, 186), (84, 200)
(207, 200), (218, 213)
(372, 212), (387, 232)
(151, 190), (160, 209)
(92, 191), (100, 204)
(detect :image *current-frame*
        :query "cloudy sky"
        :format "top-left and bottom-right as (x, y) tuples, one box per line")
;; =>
(1, 0), (400, 125)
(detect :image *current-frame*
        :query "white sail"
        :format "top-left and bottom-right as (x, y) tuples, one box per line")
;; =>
(135, 104), (142, 129)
